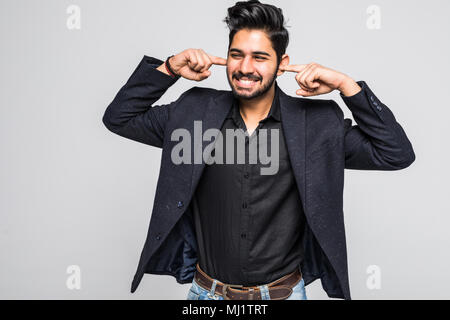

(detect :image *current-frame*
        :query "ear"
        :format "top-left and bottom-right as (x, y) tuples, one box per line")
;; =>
(277, 54), (290, 76)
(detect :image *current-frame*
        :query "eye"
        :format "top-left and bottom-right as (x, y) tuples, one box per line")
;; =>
(255, 56), (267, 60)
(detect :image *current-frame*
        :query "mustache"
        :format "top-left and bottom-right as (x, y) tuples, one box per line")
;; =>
(233, 73), (261, 81)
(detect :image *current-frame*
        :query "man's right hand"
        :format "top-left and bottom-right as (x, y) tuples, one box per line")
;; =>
(157, 49), (227, 81)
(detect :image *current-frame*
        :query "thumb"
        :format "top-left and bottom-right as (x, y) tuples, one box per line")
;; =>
(193, 69), (211, 81)
(296, 88), (314, 97)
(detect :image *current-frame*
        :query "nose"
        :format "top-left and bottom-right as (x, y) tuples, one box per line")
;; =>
(239, 55), (256, 75)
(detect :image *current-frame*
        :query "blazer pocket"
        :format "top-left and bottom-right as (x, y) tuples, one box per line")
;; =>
(308, 138), (340, 161)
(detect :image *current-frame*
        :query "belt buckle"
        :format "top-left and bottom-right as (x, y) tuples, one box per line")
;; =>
(222, 284), (244, 300)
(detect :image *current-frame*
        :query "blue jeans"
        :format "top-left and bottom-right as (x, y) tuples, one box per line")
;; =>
(186, 277), (307, 300)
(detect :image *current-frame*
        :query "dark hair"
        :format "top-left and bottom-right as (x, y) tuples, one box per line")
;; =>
(223, 0), (289, 65)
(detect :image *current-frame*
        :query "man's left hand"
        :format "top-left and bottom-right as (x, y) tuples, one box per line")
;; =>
(279, 63), (361, 97)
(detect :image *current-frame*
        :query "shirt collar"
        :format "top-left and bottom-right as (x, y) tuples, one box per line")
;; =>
(226, 82), (281, 123)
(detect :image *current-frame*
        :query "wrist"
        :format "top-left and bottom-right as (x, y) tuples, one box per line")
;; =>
(157, 62), (171, 76)
(338, 76), (361, 97)
(165, 55), (181, 78)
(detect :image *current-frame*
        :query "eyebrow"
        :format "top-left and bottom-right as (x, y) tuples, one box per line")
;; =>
(229, 48), (271, 57)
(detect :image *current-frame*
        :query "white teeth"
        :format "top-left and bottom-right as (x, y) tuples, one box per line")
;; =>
(235, 78), (258, 87)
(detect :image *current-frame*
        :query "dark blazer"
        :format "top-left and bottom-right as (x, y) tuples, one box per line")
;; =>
(102, 55), (415, 300)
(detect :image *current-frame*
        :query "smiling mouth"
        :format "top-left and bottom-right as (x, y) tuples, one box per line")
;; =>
(234, 76), (260, 88)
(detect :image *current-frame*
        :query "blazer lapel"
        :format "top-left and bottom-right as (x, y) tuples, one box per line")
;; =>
(278, 87), (308, 216)
(189, 91), (234, 198)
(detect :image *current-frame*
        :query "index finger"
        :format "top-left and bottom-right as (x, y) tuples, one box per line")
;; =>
(208, 54), (227, 66)
(279, 64), (308, 73)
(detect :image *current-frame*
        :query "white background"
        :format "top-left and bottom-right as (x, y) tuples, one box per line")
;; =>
(0, 0), (448, 299)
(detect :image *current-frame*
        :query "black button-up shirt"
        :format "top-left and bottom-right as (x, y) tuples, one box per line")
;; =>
(191, 83), (307, 286)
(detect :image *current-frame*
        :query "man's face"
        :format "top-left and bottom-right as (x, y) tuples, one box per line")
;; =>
(226, 28), (279, 100)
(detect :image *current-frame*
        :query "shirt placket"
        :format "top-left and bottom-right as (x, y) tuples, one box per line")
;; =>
(239, 130), (250, 282)
(239, 120), (267, 283)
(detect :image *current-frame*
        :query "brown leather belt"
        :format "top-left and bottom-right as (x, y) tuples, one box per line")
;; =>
(194, 263), (302, 300)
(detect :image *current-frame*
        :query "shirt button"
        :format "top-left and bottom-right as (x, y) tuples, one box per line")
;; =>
(156, 234), (162, 240)
(242, 202), (248, 209)
(177, 201), (184, 208)
(376, 105), (382, 111)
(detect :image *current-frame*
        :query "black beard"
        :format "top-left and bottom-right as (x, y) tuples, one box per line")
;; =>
(227, 69), (278, 100)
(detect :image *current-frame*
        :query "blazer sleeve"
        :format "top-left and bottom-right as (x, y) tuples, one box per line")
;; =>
(331, 80), (416, 170)
(102, 55), (191, 148)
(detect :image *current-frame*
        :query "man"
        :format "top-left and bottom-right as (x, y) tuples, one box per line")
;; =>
(102, 0), (415, 300)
